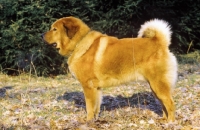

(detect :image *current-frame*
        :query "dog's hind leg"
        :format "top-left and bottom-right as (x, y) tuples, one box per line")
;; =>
(148, 79), (175, 122)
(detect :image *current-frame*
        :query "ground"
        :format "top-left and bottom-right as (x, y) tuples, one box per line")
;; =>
(0, 54), (200, 129)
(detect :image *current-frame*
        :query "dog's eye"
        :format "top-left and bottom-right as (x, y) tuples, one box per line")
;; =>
(52, 28), (57, 31)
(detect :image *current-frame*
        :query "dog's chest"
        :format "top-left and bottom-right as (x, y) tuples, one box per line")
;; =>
(68, 65), (77, 79)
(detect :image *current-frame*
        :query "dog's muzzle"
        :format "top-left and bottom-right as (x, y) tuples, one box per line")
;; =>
(41, 33), (58, 49)
(44, 41), (58, 48)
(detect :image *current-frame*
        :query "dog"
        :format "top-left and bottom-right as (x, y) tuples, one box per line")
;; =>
(42, 16), (177, 122)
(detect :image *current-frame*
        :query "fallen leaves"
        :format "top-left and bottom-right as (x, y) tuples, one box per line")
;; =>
(0, 63), (200, 129)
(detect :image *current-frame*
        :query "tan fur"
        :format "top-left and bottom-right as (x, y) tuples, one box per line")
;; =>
(42, 16), (177, 122)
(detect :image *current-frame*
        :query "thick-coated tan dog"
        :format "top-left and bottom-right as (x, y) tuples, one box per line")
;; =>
(42, 16), (177, 122)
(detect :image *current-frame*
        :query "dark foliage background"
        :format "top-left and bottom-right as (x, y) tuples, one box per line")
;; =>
(0, 0), (200, 75)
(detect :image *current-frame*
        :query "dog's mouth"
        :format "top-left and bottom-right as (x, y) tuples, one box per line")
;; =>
(51, 43), (57, 48)
(51, 43), (60, 51)
(41, 35), (59, 50)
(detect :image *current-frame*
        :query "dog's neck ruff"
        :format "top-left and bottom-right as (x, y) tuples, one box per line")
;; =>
(65, 29), (91, 58)
(67, 30), (102, 65)
(74, 30), (91, 50)
(67, 30), (92, 63)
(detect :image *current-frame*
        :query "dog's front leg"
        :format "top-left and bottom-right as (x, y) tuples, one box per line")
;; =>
(83, 86), (102, 121)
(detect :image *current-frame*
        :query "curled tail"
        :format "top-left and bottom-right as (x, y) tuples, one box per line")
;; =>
(138, 19), (172, 46)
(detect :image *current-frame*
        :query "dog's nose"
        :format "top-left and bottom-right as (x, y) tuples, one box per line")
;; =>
(41, 33), (45, 38)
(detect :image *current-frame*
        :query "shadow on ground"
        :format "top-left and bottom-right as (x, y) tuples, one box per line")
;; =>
(57, 91), (162, 116)
(0, 86), (13, 98)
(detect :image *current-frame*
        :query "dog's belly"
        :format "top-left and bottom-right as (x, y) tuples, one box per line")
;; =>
(97, 71), (146, 88)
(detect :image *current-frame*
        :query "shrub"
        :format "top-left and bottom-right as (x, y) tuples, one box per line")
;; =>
(0, 0), (199, 75)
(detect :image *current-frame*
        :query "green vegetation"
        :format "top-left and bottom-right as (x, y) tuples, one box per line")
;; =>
(0, 0), (200, 75)
(178, 50), (200, 64)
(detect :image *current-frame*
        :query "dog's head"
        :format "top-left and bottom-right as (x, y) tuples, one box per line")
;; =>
(42, 16), (90, 56)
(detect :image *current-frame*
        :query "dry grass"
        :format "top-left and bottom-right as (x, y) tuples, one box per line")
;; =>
(0, 61), (200, 129)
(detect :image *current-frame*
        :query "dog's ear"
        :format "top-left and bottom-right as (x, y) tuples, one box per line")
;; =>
(63, 19), (79, 39)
